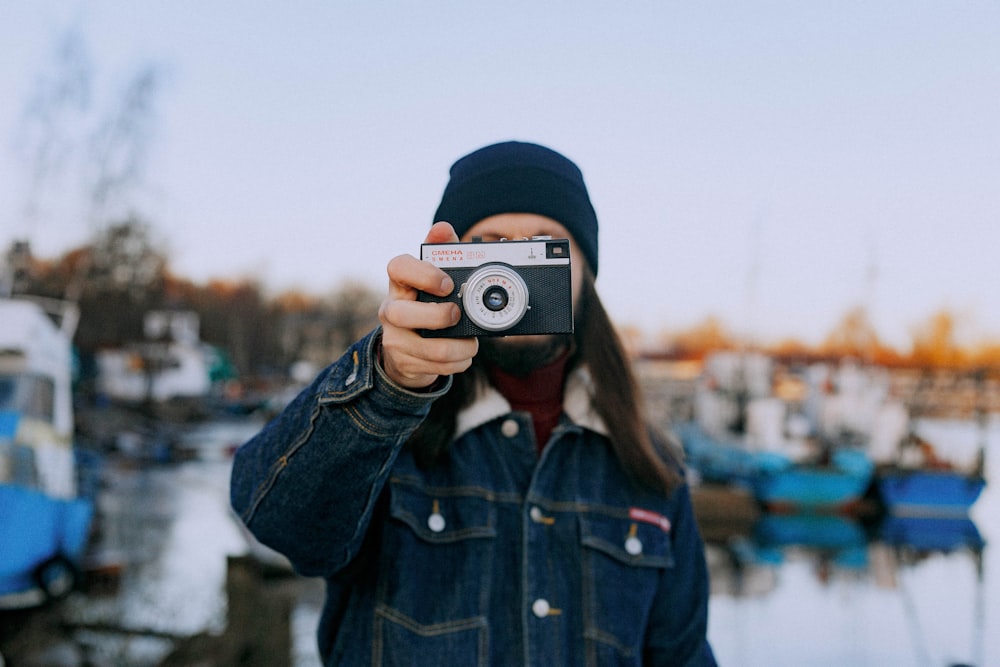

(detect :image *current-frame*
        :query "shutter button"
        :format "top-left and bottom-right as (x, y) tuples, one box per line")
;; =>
(501, 418), (520, 438)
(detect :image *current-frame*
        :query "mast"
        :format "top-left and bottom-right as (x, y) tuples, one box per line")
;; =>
(972, 367), (987, 479)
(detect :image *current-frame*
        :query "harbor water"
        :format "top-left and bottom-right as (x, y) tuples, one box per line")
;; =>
(707, 416), (999, 667)
(4, 415), (997, 665)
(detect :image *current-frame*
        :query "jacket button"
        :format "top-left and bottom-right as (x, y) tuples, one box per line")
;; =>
(531, 598), (550, 618)
(501, 418), (519, 438)
(427, 513), (446, 533)
(625, 536), (643, 555)
(529, 506), (555, 525)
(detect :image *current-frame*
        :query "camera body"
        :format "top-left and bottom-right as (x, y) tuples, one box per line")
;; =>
(417, 237), (574, 338)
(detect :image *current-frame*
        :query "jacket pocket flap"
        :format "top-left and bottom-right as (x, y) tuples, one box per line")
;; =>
(389, 483), (497, 544)
(579, 513), (674, 568)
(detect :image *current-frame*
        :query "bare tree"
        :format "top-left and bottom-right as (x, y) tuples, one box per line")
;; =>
(14, 27), (92, 231)
(12, 24), (166, 302)
(86, 63), (164, 226)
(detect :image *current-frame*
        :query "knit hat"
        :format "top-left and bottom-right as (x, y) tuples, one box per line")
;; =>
(433, 141), (600, 275)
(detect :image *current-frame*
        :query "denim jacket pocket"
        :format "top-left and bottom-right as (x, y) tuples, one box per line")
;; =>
(579, 512), (675, 658)
(375, 480), (497, 665)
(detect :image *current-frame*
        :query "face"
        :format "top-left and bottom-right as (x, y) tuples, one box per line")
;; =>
(461, 213), (585, 366)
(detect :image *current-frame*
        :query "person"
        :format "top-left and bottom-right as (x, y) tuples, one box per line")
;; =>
(230, 141), (717, 666)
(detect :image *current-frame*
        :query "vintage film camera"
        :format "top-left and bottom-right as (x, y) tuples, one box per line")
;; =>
(417, 236), (574, 337)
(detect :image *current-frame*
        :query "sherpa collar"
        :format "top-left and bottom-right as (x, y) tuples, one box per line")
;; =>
(453, 366), (608, 440)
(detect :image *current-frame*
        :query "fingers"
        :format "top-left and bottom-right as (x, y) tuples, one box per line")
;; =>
(379, 297), (458, 333)
(378, 291), (471, 388)
(377, 220), (474, 388)
(385, 221), (459, 298)
(380, 326), (478, 389)
(387, 253), (453, 299)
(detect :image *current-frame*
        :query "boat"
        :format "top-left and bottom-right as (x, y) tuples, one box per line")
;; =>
(677, 421), (874, 510)
(876, 467), (985, 517)
(0, 296), (94, 608)
(676, 351), (874, 511)
(875, 425), (986, 517)
(828, 364), (990, 517)
(804, 359), (988, 516)
(94, 310), (219, 405)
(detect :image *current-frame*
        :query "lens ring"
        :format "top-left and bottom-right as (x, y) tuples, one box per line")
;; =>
(461, 264), (529, 331)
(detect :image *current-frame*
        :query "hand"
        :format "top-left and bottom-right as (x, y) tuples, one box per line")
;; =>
(378, 222), (479, 388)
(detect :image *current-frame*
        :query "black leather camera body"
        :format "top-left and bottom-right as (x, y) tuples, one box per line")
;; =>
(417, 237), (574, 338)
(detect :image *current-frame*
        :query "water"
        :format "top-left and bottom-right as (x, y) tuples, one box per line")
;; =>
(66, 461), (246, 664)
(707, 416), (999, 667)
(49, 415), (1000, 665)
(60, 417), (324, 666)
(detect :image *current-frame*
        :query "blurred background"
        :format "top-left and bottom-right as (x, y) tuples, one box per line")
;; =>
(1, 2), (997, 665)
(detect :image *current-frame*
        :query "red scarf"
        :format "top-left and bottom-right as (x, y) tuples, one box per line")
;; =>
(487, 351), (569, 453)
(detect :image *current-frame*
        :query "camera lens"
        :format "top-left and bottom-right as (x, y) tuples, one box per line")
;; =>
(461, 263), (529, 332)
(483, 286), (508, 311)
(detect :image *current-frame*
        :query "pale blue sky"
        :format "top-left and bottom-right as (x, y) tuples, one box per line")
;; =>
(2, 2), (998, 349)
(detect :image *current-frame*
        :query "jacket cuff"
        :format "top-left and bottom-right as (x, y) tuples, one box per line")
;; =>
(317, 328), (452, 411)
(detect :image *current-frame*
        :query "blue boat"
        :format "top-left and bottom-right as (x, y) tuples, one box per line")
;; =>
(870, 408), (988, 517)
(877, 468), (985, 517)
(677, 352), (875, 511)
(0, 297), (94, 608)
(677, 421), (874, 510)
(750, 448), (874, 510)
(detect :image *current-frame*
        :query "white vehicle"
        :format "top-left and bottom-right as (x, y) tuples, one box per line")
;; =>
(0, 297), (93, 608)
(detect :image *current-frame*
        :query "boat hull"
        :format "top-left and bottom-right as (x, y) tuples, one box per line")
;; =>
(677, 422), (874, 511)
(877, 470), (986, 517)
(0, 484), (94, 608)
(752, 464), (873, 511)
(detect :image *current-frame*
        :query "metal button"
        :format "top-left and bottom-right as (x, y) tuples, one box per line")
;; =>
(501, 418), (520, 438)
(529, 506), (555, 525)
(625, 536), (643, 555)
(427, 513), (445, 533)
(531, 598), (550, 618)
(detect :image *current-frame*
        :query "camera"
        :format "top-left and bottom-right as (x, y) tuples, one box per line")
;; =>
(417, 237), (574, 337)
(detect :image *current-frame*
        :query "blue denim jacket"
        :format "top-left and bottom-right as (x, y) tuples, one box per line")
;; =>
(231, 329), (716, 666)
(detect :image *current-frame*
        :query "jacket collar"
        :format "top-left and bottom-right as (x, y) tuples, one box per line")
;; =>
(454, 366), (608, 439)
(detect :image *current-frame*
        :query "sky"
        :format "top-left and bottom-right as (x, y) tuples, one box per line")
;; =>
(2, 2), (998, 350)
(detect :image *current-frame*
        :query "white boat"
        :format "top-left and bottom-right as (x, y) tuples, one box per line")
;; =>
(0, 296), (94, 608)
(94, 310), (215, 404)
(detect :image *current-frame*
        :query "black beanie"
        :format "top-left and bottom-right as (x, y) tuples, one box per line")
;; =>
(433, 141), (600, 275)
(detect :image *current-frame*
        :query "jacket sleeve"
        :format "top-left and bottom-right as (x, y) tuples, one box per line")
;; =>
(643, 482), (718, 667)
(229, 328), (450, 577)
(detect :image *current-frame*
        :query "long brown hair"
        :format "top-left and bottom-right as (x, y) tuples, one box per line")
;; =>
(406, 266), (684, 495)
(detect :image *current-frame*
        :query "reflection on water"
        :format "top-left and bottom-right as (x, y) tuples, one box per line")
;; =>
(59, 418), (323, 666)
(65, 460), (248, 664)
(28, 416), (997, 665)
(706, 416), (999, 667)
(85, 463), (241, 631)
